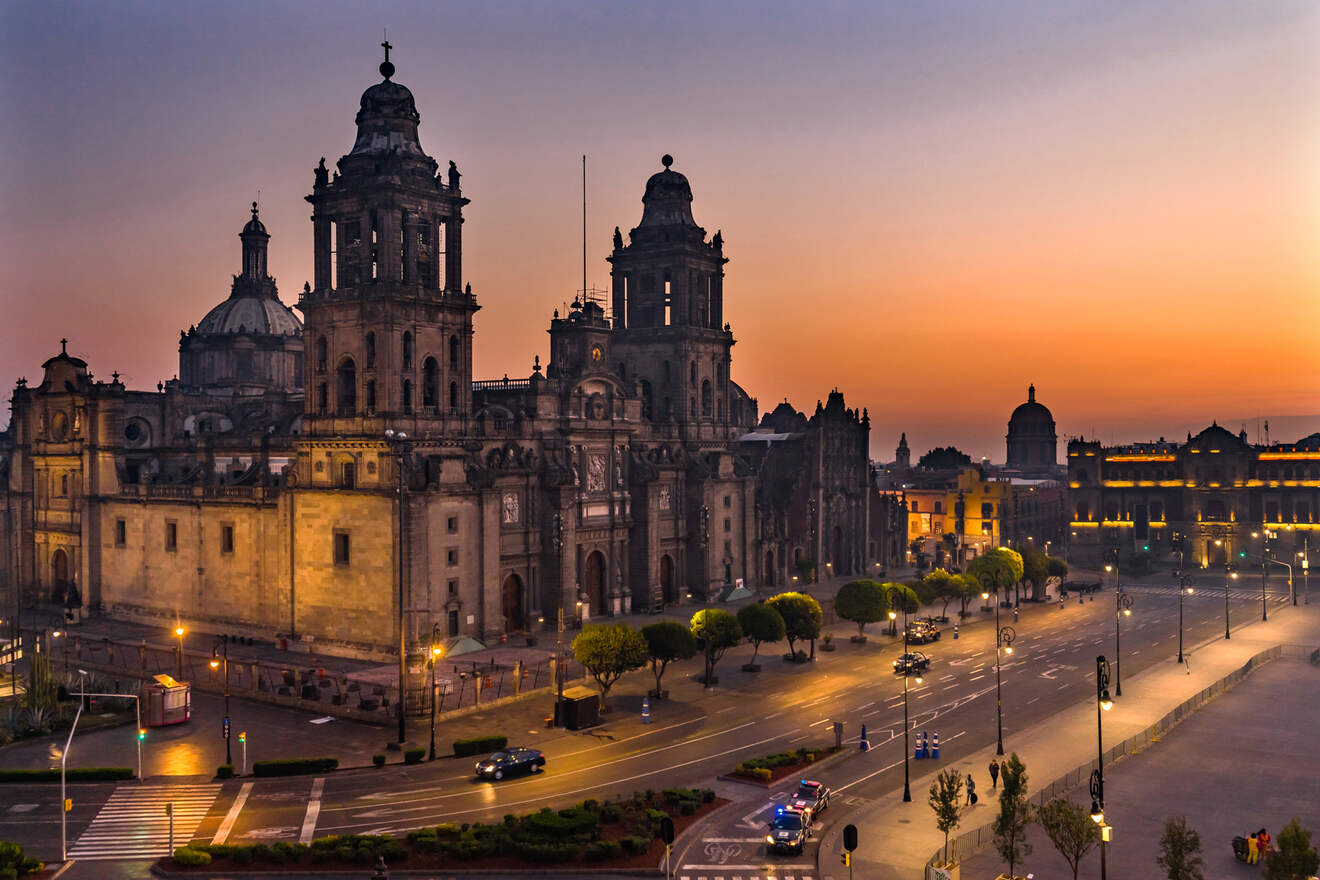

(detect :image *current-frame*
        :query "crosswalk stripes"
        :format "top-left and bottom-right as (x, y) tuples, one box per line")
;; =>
(1122, 583), (1290, 602)
(678, 874), (816, 880)
(68, 783), (221, 860)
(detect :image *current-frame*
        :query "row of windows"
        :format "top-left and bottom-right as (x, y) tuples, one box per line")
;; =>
(317, 373), (461, 416)
(114, 519), (235, 554)
(316, 332), (461, 374)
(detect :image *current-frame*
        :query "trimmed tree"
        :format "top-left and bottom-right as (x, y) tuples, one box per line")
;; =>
(766, 592), (823, 658)
(968, 552), (1015, 607)
(928, 767), (965, 866)
(641, 621), (697, 698)
(1156, 816), (1204, 880)
(954, 573), (980, 618)
(690, 609), (742, 688)
(993, 752), (1033, 880)
(1046, 555), (1069, 580)
(1038, 798), (1100, 880)
(880, 582), (920, 636)
(922, 568), (959, 620)
(1264, 819), (1318, 880)
(736, 602), (785, 668)
(571, 623), (648, 710)
(834, 579), (886, 641)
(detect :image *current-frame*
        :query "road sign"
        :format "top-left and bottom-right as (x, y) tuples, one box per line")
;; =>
(222, 716), (231, 740)
(843, 823), (858, 851)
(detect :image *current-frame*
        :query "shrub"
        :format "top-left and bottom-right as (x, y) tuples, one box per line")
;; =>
(0, 841), (44, 877)
(599, 802), (622, 823)
(0, 767), (134, 782)
(680, 801), (696, 816)
(216, 764), (235, 779)
(403, 747), (425, 765)
(379, 841), (408, 862)
(372, 753), (386, 768)
(452, 734), (507, 757)
(585, 839), (624, 861)
(229, 846), (253, 865)
(701, 788), (716, 803)
(582, 797), (600, 811)
(517, 841), (579, 863)
(172, 846), (211, 867)
(434, 823), (460, 837)
(620, 835), (652, 856)
(251, 757), (338, 777)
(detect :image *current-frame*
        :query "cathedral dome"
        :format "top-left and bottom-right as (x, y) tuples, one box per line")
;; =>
(349, 71), (425, 158)
(1008, 384), (1054, 435)
(638, 155), (699, 229)
(196, 295), (301, 337)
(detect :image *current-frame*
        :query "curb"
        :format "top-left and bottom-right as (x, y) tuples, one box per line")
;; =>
(151, 865), (662, 878)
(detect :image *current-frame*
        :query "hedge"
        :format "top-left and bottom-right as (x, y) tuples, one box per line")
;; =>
(172, 847), (211, 867)
(452, 734), (507, 757)
(0, 767), (133, 783)
(251, 757), (338, 777)
(216, 764), (235, 779)
(403, 747), (425, 765)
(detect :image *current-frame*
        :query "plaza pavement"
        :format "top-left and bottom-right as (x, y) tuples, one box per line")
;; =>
(813, 596), (1320, 880)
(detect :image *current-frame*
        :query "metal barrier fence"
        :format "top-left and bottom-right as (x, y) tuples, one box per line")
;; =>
(928, 645), (1287, 869)
(26, 628), (581, 721)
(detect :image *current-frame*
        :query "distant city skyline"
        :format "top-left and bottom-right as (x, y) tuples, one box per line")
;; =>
(2, 1), (1317, 457)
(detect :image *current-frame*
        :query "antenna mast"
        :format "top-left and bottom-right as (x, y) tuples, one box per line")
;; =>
(582, 155), (587, 304)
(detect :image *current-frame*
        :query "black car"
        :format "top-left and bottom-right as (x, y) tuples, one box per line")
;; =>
(765, 805), (811, 854)
(474, 747), (545, 780)
(787, 779), (830, 818)
(893, 651), (930, 675)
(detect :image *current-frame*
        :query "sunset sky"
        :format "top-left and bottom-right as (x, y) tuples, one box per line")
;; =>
(2, 1), (1317, 460)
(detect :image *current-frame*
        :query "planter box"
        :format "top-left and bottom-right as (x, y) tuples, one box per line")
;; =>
(741, 663), (762, 673)
(697, 675), (719, 686)
(647, 689), (670, 699)
(850, 635), (868, 643)
(820, 642), (836, 652)
(927, 862), (960, 880)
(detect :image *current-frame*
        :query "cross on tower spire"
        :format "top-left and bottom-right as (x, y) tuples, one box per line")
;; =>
(380, 35), (395, 79)
(60, 338), (68, 354)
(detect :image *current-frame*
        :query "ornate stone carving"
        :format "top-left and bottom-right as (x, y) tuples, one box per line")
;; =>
(587, 454), (606, 493)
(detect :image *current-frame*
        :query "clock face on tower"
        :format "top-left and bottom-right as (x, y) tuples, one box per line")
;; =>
(590, 345), (603, 363)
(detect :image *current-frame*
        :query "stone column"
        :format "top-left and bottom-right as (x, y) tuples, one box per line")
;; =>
(313, 216), (332, 290)
(402, 212), (417, 285)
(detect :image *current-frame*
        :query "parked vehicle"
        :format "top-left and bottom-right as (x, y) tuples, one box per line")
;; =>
(904, 621), (941, 644)
(474, 747), (545, 780)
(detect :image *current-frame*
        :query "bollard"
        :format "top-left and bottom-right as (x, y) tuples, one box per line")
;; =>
(1013, 607), (1019, 623)
(1079, 593), (1084, 605)
(1059, 595), (1065, 609)
(915, 730), (924, 760)
(931, 731), (940, 758)
(859, 723), (869, 751)
(642, 696), (651, 724)
(953, 623), (959, 640)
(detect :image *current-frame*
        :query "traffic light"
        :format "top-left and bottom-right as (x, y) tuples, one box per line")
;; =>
(1142, 544), (1150, 552)
(841, 852), (851, 867)
(1239, 550), (1247, 558)
(138, 728), (146, 742)
(238, 731), (246, 744)
(64, 798), (73, 813)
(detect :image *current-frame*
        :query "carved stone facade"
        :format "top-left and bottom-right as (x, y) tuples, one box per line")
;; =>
(0, 53), (879, 659)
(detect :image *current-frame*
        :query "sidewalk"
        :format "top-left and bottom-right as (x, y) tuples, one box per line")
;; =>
(814, 596), (1320, 880)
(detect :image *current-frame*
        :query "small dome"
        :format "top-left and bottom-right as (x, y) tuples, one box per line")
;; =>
(349, 77), (426, 158)
(1008, 384), (1054, 432)
(196, 296), (301, 337)
(241, 201), (267, 237)
(638, 155), (699, 228)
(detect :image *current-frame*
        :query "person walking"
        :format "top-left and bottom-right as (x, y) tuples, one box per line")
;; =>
(965, 773), (976, 805)
(988, 758), (1000, 790)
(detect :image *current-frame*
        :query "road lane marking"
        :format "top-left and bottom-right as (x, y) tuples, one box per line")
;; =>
(299, 777), (324, 844)
(212, 782), (253, 844)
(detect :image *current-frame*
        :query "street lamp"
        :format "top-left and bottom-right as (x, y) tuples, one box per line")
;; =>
(1094, 655), (1114, 880)
(982, 586), (1013, 756)
(1113, 587), (1133, 697)
(174, 626), (185, 680)
(208, 635), (232, 766)
(384, 428), (412, 746)
(428, 623), (444, 761)
(884, 586), (918, 803)
(1176, 575), (1193, 665)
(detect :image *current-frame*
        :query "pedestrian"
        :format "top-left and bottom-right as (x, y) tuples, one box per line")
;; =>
(988, 758), (1000, 789)
(1258, 828), (1270, 861)
(965, 773), (976, 805)
(1247, 831), (1259, 864)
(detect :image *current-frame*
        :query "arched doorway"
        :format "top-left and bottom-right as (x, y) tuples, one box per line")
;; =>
(501, 573), (524, 632)
(659, 554), (676, 605)
(584, 551), (607, 614)
(764, 550), (775, 587)
(51, 547), (70, 603)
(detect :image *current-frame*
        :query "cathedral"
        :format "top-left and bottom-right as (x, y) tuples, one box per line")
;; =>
(0, 51), (898, 659)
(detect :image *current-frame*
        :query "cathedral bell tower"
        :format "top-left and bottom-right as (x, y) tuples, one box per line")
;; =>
(608, 156), (734, 440)
(299, 44), (478, 436)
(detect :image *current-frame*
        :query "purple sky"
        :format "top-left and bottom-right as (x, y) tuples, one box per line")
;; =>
(2, 1), (1317, 459)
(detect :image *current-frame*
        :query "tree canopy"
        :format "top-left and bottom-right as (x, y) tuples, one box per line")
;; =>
(1038, 798), (1100, 880)
(993, 753), (1033, 879)
(1264, 819), (1319, 880)
(736, 602), (786, 665)
(641, 620), (698, 695)
(928, 767), (965, 865)
(690, 609), (742, 687)
(922, 568), (961, 619)
(572, 623), (649, 708)
(918, 446), (972, 469)
(834, 579), (887, 638)
(766, 592), (823, 655)
(1157, 816), (1205, 880)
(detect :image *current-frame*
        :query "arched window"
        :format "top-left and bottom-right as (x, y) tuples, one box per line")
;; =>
(639, 379), (653, 420)
(422, 357), (439, 408)
(449, 335), (460, 371)
(701, 379), (712, 416)
(336, 358), (356, 415)
(449, 381), (459, 412)
(402, 379), (413, 414)
(402, 332), (413, 369)
(316, 337), (327, 372)
(365, 332), (375, 369)
(317, 383), (328, 414)
(342, 461), (356, 488)
(690, 396), (697, 418)
(690, 361), (697, 387)
(365, 380), (376, 412)
(1075, 501), (1090, 521)
(60, 473), (69, 496)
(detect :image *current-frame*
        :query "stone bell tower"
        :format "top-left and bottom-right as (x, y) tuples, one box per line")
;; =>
(300, 43), (478, 437)
(608, 156), (735, 441)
